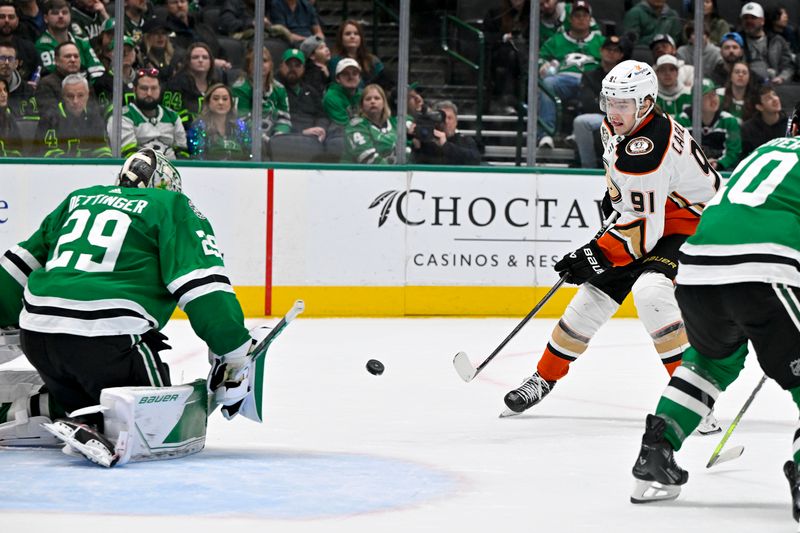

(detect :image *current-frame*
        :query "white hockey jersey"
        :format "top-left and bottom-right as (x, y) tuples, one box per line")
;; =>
(598, 111), (721, 266)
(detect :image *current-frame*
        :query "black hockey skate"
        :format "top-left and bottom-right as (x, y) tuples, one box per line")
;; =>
(630, 414), (688, 503)
(501, 372), (556, 417)
(783, 460), (800, 521)
(42, 418), (119, 468)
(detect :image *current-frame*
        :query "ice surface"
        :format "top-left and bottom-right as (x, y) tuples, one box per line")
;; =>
(1, 317), (797, 532)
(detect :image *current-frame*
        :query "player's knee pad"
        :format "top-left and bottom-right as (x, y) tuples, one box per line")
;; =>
(632, 271), (688, 364)
(100, 379), (209, 466)
(0, 370), (60, 447)
(553, 283), (620, 357)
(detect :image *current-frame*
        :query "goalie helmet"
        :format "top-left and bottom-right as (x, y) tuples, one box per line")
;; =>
(788, 101), (800, 137)
(117, 149), (182, 193)
(600, 60), (658, 114)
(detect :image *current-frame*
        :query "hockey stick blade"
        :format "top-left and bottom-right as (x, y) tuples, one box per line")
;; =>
(707, 445), (744, 468)
(453, 352), (477, 382)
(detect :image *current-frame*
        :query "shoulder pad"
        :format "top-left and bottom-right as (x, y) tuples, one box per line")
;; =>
(614, 113), (671, 175)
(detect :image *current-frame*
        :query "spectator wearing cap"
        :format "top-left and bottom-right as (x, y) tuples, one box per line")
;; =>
(163, 42), (219, 129)
(677, 21), (722, 72)
(720, 60), (758, 123)
(739, 1), (794, 84)
(537, 0), (603, 148)
(111, 67), (187, 158)
(300, 34), (330, 95)
(710, 32), (745, 86)
(70, 0), (109, 41)
(36, 73), (110, 157)
(0, 42), (39, 121)
(535, 0), (600, 46)
(572, 34), (629, 168)
(165, 0), (230, 72)
(93, 35), (138, 115)
(231, 46), (291, 155)
(655, 54), (691, 117)
(330, 19), (391, 93)
(187, 83), (251, 160)
(741, 85), (786, 154)
(622, 0), (682, 46)
(270, 0), (324, 45)
(271, 47), (330, 161)
(650, 33), (693, 88)
(36, 0), (104, 81)
(323, 57), (362, 158)
(0, 1), (42, 81)
(677, 78), (741, 171)
(139, 18), (177, 84)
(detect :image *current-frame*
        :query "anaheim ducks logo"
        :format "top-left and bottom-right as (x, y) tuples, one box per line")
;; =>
(605, 170), (622, 202)
(626, 136), (654, 156)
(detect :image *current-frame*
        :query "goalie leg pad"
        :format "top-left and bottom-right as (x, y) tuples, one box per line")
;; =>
(101, 379), (209, 466)
(0, 370), (60, 447)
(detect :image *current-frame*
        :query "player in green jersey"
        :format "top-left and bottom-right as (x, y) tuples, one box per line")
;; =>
(0, 148), (256, 466)
(630, 102), (800, 523)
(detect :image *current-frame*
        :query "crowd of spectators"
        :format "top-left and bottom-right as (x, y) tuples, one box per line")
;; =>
(0, 0), (484, 165)
(481, 0), (800, 169)
(2, 0), (800, 167)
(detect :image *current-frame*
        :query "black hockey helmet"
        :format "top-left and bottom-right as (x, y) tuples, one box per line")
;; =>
(788, 101), (800, 137)
(116, 148), (182, 193)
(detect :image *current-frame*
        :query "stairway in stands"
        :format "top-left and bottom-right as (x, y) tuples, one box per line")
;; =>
(315, 0), (578, 166)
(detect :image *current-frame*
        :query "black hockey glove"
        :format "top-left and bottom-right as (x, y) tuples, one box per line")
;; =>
(554, 240), (611, 285)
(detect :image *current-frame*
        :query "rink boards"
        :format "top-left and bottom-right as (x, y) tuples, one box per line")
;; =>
(0, 162), (637, 317)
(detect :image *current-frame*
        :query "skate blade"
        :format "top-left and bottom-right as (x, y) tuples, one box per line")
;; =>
(499, 408), (523, 418)
(630, 479), (681, 504)
(706, 445), (744, 468)
(41, 422), (116, 468)
(695, 425), (722, 436)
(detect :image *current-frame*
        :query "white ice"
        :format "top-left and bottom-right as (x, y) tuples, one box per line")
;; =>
(2, 316), (798, 532)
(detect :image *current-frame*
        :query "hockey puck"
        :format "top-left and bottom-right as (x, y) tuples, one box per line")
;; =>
(366, 359), (385, 375)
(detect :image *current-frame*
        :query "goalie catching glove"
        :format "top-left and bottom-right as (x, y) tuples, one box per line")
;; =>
(554, 240), (611, 285)
(207, 338), (256, 420)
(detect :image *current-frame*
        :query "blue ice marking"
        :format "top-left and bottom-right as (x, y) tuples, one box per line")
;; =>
(0, 448), (458, 518)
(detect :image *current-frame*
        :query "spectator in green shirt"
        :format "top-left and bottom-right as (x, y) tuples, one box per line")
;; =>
(622, 0), (682, 46)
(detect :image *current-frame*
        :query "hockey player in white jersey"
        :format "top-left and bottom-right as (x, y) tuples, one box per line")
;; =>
(503, 61), (722, 433)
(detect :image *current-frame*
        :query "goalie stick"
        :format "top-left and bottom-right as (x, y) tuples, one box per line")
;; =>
(452, 212), (619, 383)
(210, 299), (305, 420)
(706, 374), (767, 468)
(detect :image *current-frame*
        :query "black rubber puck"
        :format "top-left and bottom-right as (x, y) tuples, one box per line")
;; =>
(366, 359), (385, 375)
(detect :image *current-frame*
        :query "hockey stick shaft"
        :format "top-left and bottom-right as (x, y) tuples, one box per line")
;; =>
(706, 374), (767, 468)
(249, 299), (305, 363)
(453, 212), (618, 382)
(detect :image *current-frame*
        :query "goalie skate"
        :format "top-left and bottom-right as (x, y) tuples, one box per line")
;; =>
(630, 414), (688, 504)
(42, 419), (119, 468)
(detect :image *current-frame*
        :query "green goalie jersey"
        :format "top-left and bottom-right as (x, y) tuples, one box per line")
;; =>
(677, 136), (800, 288)
(0, 185), (251, 358)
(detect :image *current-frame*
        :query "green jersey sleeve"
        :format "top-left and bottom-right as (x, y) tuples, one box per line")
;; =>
(159, 195), (251, 357)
